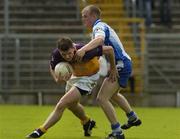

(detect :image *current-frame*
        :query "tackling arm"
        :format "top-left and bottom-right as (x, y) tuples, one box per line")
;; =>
(102, 46), (118, 82)
(81, 36), (104, 52)
(75, 36), (104, 61)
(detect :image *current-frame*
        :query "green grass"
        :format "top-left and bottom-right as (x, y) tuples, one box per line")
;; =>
(0, 105), (180, 139)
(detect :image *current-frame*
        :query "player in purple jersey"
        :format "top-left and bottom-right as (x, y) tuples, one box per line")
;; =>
(26, 37), (117, 138)
(50, 43), (103, 71)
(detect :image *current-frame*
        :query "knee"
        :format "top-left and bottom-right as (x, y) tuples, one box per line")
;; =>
(96, 95), (106, 105)
(67, 103), (76, 111)
(56, 99), (68, 111)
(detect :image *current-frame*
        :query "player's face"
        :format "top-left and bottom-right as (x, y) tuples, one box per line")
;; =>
(82, 10), (95, 28)
(60, 48), (75, 62)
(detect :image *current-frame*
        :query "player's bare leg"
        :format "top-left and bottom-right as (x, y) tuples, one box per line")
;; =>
(26, 86), (96, 138)
(111, 89), (142, 130)
(111, 91), (132, 113)
(68, 102), (96, 136)
(97, 78), (124, 139)
(97, 78), (119, 124)
(42, 86), (81, 129)
(26, 86), (81, 138)
(68, 102), (88, 121)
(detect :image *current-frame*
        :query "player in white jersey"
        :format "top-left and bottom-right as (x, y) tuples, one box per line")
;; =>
(75, 5), (142, 139)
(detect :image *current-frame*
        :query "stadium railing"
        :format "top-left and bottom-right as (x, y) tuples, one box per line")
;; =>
(146, 33), (180, 106)
(0, 34), (86, 90)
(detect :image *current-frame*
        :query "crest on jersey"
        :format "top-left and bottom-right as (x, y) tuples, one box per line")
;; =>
(94, 27), (103, 33)
(51, 56), (54, 62)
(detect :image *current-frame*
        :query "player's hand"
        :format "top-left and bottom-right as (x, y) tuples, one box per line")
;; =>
(74, 49), (85, 62)
(55, 73), (64, 83)
(62, 73), (72, 81)
(108, 68), (119, 82)
(55, 72), (71, 83)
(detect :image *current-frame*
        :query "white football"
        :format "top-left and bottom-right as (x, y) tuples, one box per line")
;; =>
(55, 62), (72, 77)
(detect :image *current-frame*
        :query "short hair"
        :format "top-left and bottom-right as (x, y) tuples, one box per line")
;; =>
(84, 5), (101, 18)
(57, 37), (73, 51)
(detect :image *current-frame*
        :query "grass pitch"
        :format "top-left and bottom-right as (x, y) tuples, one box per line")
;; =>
(0, 105), (180, 139)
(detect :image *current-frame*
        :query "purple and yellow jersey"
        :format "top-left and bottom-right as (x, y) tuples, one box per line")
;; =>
(50, 44), (103, 76)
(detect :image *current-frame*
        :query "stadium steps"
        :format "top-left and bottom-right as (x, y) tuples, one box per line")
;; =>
(124, 0), (180, 94)
(152, 2), (180, 25)
(145, 0), (180, 94)
(4, 25), (84, 34)
(0, 19), (82, 26)
(146, 37), (180, 94)
(0, 37), (64, 90)
(0, 0), (83, 34)
(148, 0), (180, 33)
(0, 0), (90, 92)
(0, 32), (90, 91)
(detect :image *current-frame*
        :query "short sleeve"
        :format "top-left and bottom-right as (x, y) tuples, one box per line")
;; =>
(49, 48), (63, 70)
(93, 24), (105, 39)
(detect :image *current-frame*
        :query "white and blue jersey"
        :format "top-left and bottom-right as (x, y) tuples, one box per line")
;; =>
(93, 19), (132, 88)
(92, 19), (131, 62)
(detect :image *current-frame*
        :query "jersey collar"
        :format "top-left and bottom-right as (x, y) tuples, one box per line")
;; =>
(93, 19), (101, 27)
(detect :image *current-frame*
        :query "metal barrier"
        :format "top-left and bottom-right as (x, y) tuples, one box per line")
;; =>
(0, 34), (86, 93)
(146, 33), (180, 95)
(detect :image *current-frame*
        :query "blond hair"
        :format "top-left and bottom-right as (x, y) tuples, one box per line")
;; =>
(82, 5), (101, 18)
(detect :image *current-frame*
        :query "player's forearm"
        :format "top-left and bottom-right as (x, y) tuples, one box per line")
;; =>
(108, 51), (116, 71)
(49, 65), (66, 83)
(82, 37), (104, 52)
(49, 65), (57, 82)
(103, 46), (116, 70)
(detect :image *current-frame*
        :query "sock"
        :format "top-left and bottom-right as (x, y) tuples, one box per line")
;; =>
(111, 123), (122, 134)
(39, 126), (47, 133)
(127, 111), (137, 121)
(81, 116), (90, 125)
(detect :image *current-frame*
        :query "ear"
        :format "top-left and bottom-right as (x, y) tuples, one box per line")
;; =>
(92, 13), (97, 19)
(91, 15), (97, 23)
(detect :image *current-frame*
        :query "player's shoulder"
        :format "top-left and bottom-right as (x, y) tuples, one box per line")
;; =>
(52, 48), (59, 54)
(50, 48), (66, 65)
(93, 21), (109, 33)
(51, 48), (61, 58)
(94, 21), (104, 29)
(74, 43), (85, 50)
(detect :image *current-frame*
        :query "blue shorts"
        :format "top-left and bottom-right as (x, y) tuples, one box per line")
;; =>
(117, 59), (132, 88)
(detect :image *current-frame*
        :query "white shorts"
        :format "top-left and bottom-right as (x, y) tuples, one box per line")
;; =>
(65, 73), (99, 95)
(98, 56), (108, 77)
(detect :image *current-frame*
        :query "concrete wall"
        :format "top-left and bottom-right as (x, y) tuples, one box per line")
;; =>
(148, 93), (177, 107)
(0, 92), (179, 107)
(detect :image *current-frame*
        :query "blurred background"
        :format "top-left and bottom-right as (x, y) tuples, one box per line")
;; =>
(0, 0), (180, 107)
